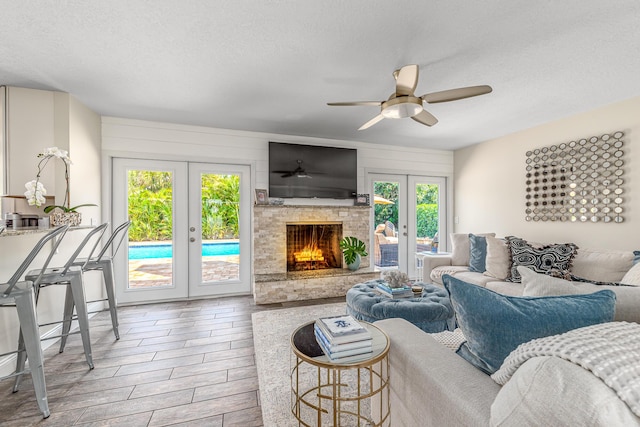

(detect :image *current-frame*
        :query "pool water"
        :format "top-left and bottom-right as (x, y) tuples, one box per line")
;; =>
(129, 242), (239, 260)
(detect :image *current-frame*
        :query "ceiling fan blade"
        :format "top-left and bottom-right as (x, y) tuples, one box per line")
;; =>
(327, 101), (382, 106)
(411, 110), (438, 127)
(395, 64), (419, 96)
(358, 114), (385, 130)
(421, 85), (493, 104)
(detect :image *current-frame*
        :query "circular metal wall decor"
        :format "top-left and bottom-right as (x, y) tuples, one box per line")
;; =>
(525, 131), (625, 223)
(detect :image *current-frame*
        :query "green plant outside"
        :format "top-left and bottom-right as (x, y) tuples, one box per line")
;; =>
(416, 204), (438, 239)
(373, 181), (439, 238)
(127, 170), (240, 242)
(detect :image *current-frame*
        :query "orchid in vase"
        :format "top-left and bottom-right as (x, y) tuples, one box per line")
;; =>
(24, 147), (96, 213)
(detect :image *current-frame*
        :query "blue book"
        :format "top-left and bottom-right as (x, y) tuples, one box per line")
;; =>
(375, 284), (414, 299)
(377, 282), (411, 294)
(315, 329), (373, 360)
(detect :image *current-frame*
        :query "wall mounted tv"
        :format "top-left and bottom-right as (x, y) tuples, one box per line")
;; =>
(269, 142), (357, 199)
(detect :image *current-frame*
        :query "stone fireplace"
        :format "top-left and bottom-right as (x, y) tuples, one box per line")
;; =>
(286, 223), (342, 271)
(253, 205), (379, 304)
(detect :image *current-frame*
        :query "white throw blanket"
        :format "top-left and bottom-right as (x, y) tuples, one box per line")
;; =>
(492, 322), (640, 418)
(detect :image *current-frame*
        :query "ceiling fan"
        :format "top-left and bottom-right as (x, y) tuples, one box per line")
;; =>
(327, 64), (492, 130)
(272, 160), (315, 178)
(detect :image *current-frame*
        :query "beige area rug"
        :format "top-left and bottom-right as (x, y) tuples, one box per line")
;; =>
(252, 303), (348, 427)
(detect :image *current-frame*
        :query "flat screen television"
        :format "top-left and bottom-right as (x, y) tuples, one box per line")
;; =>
(269, 142), (357, 199)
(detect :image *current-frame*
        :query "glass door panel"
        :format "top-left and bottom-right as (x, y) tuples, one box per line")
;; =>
(408, 176), (447, 280)
(127, 169), (174, 289)
(199, 172), (240, 282)
(188, 163), (251, 297)
(372, 179), (400, 270)
(113, 158), (188, 304)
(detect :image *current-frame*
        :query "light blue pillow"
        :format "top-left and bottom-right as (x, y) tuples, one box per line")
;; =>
(468, 233), (488, 273)
(442, 274), (616, 375)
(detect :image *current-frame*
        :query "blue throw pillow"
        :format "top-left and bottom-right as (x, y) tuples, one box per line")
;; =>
(633, 250), (640, 265)
(442, 274), (616, 375)
(468, 233), (488, 273)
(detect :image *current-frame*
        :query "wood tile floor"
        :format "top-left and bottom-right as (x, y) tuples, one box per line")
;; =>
(0, 295), (344, 426)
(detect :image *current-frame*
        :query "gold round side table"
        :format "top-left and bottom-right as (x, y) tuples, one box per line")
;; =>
(290, 320), (390, 426)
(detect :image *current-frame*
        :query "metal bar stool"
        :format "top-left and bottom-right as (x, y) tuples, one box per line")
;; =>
(71, 220), (131, 341)
(18, 223), (108, 381)
(1, 225), (69, 418)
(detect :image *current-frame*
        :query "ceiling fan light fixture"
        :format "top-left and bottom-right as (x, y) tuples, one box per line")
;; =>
(327, 64), (492, 130)
(381, 96), (423, 119)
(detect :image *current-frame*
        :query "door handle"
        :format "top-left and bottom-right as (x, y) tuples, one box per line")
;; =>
(190, 227), (196, 232)
(190, 237), (196, 242)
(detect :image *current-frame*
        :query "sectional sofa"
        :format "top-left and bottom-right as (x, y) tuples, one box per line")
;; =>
(372, 234), (640, 426)
(423, 233), (640, 322)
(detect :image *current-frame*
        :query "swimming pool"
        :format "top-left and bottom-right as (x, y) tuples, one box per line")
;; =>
(129, 242), (239, 260)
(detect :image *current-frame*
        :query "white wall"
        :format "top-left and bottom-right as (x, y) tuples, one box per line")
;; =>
(5, 87), (56, 195)
(454, 95), (640, 251)
(101, 116), (454, 200)
(68, 94), (102, 226)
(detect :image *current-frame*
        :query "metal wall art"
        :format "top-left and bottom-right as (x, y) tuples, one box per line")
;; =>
(525, 131), (625, 223)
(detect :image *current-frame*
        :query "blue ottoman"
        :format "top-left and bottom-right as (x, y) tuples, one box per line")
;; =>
(346, 280), (455, 333)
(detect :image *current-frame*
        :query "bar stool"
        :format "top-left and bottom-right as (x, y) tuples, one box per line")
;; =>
(18, 223), (108, 379)
(1, 225), (69, 418)
(70, 220), (131, 342)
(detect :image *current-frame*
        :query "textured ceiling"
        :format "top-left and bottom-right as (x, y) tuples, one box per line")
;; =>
(1, 1), (639, 150)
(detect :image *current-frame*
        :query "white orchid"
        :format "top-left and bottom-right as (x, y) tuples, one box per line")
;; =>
(24, 180), (47, 207)
(41, 147), (72, 164)
(24, 147), (72, 210)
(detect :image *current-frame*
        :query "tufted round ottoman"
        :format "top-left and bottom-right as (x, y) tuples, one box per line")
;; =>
(346, 280), (455, 333)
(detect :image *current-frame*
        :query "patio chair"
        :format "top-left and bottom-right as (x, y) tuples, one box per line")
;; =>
(374, 231), (398, 267)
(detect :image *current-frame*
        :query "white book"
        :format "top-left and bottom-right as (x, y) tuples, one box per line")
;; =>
(317, 315), (366, 336)
(315, 318), (372, 344)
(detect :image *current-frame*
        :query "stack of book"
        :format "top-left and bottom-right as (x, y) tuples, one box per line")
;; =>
(314, 315), (373, 360)
(375, 282), (414, 299)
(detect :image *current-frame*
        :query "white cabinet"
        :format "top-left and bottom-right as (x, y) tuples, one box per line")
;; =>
(3, 87), (56, 196)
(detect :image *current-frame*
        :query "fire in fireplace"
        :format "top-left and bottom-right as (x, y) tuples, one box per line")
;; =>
(286, 223), (343, 271)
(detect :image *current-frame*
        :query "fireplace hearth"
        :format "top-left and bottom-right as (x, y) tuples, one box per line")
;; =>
(286, 223), (342, 271)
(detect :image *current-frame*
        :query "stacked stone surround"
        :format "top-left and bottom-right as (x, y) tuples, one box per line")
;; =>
(253, 205), (378, 304)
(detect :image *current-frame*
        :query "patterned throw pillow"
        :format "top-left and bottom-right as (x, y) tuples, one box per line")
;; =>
(506, 237), (578, 283)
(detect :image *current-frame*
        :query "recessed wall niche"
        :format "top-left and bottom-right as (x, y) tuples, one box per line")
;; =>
(525, 131), (625, 223)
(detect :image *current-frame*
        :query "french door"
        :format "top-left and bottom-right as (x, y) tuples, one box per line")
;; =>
(112, 158), (251, 304)
(369, 173), (447, 278)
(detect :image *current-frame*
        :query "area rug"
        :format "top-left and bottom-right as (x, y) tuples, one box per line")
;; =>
(252, 303), (347, 427)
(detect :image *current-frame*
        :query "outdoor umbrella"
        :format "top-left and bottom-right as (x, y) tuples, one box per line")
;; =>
(374, 195), (394, 205)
